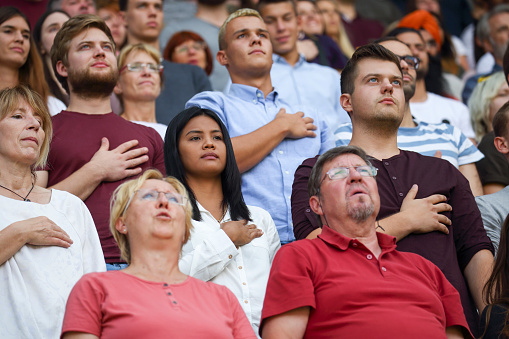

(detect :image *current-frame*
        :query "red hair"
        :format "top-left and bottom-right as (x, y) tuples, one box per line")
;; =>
(163, 31), (213, 75)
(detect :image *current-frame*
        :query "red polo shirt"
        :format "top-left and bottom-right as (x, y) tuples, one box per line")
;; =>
(261, 226), (471, 338)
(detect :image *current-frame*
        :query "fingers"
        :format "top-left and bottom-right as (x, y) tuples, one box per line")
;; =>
(433, 202), (452, 214)
(302, 117), (314, 124)
(425, 194), (448, 205)
(403, 184), (418, 203)
(120, 167), (143, 178)
(114, 139), (140, 153)
(125, 154), (149, 168)
(433, 150), (442, 158)
(295, 111), (304, 118)
(276, 108), (287, 116)
(437, 214), (452, 226)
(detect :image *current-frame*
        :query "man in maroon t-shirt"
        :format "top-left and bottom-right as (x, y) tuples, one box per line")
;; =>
(35, 15), (165, 269)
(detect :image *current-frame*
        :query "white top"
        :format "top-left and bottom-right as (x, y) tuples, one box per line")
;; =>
(476, 52), (495, 75)
(47, 95), (66, 116)
(131, 120), (167, 140)
(0, 189), (105, 339)
(179, 202), (280, 338)
(409, 92), (476, 139)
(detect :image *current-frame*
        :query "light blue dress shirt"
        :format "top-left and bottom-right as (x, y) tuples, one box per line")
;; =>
(187, 84), (334, 242)
(270, 54), (350, 129)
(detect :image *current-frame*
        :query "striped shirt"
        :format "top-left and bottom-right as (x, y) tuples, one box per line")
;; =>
(334, 119), (483, 168)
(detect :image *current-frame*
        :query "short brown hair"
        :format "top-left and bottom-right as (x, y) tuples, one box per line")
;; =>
(493, 101), (509, 140)
(109, 169), (193, 264)
(51, 14), (116, 93)
(340, 43), (402, 95)
(0, 85), (53, 169)
(218, 8), (264, 50)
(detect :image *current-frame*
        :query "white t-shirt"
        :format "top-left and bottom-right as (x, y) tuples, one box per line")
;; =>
(47, 95), (66, 116)
(0, 189), (105, 339)
(131, 120), (167, 140)
(409, 92), (476, 139)
(179, 202), (280, 338)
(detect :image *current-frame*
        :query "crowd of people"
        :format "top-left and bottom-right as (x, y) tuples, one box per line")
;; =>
(2, 0), (509, 338)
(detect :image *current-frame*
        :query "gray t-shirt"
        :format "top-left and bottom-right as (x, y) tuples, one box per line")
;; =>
(475, 185), (509, 253)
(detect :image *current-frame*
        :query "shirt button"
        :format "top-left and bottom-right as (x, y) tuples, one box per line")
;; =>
(238, 266), (243, 269)
(382, 267), (387, 272)
(244, 300), (249, 304)
(288, 196), (291, 199)
(167, 292), (172, 295)
(285, 170), (289, 174)
(252, 99), (257, 103)
(367, 254), (373, 260)
(279, 150), (284, 154)
(163, 283), (168, 287)
(384, 162), (389, 166)
(173, 300), (178, 304)
(352, 242), (358, 247)
(399, 192), (404, 197)
(392, 176), (397, 180)
(228, 255), (233, 259)
(257, 92), (261, 97)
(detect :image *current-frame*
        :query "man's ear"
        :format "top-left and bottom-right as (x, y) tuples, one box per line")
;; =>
(217, 50), (228, 66)
(56, 60), (68, 78)
(340, 93), (353, 114)
(309, 195), (323, 216)
(494, 136), (509, 155)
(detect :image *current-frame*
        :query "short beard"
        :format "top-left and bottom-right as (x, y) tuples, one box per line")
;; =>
(492, 39), (509, 62)
(347, 195), (375, 223)
(68, 67), (118, 99)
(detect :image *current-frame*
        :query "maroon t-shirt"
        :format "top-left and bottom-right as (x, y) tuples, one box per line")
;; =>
(46, 111), (165, 263)
(291, 150), (493, 337)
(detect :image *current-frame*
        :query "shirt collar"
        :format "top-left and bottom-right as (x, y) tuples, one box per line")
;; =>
(228, 83), (279, 103)
(272, 53), (306, 67)
(318, 225), (397, 252)
(195, 201), (231, 223)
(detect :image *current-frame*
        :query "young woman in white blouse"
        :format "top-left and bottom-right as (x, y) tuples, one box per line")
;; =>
(164, 107), (280, 337)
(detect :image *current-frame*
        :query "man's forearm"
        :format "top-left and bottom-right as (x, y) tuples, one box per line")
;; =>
(458, 163), (483, 196)
(48, 163), (103, 201)
(232, 119), (288, 173)
(464, 249), (494, 313)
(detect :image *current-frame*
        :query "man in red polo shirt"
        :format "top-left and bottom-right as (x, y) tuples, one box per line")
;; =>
(261, 146), (471, 338)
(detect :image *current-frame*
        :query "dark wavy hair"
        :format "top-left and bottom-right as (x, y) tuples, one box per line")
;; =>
(163, 31), (213, 75)
(482, 214), (509, 338)
(33, 9), (70, 105)
(164, 107), (251, 222)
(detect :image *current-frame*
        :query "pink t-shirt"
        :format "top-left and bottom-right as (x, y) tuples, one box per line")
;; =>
(62, 271), (256, 339)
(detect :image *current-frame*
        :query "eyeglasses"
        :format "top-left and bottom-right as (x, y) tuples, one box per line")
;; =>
(122, 189), (186, 215)
(323, 166), (378, 182)
(120, 62), (164, 74)
(396, 55), (420, 70)
(175, 42), (207, 54)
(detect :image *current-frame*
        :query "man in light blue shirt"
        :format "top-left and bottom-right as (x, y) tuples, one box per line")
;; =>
(334, 37), (484, 196)
(186, 9), (333, 243)
(257, 0), (350, 129)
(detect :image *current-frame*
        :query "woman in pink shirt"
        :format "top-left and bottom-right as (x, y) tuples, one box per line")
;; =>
(61, 169), (256, 339)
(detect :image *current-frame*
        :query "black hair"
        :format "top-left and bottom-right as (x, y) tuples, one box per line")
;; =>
(164, 107), (252, 222)
(33, 9), (70, 105)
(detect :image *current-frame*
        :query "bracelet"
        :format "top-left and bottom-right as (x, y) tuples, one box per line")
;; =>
(376, 220), (385, 232)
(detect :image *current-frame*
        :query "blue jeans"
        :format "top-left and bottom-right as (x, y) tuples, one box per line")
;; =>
(106, 263), (128, 271)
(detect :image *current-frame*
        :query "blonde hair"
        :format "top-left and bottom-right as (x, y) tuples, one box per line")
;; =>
(218, 8), (264, 50)
(0, 85), (53, 169)
(117, 43), (163, 86)
(316, 0), (355, 58)
(109, 169), (193, 264)
(468, 71), (506, 142)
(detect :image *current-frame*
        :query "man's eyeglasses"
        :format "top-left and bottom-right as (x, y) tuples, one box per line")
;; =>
(120, 62), (164, 74)
(396, 55), (420, 70)
(175, 41), (207, 54)
(322, 166), (378, 182)
(122, 189), (186, 215)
